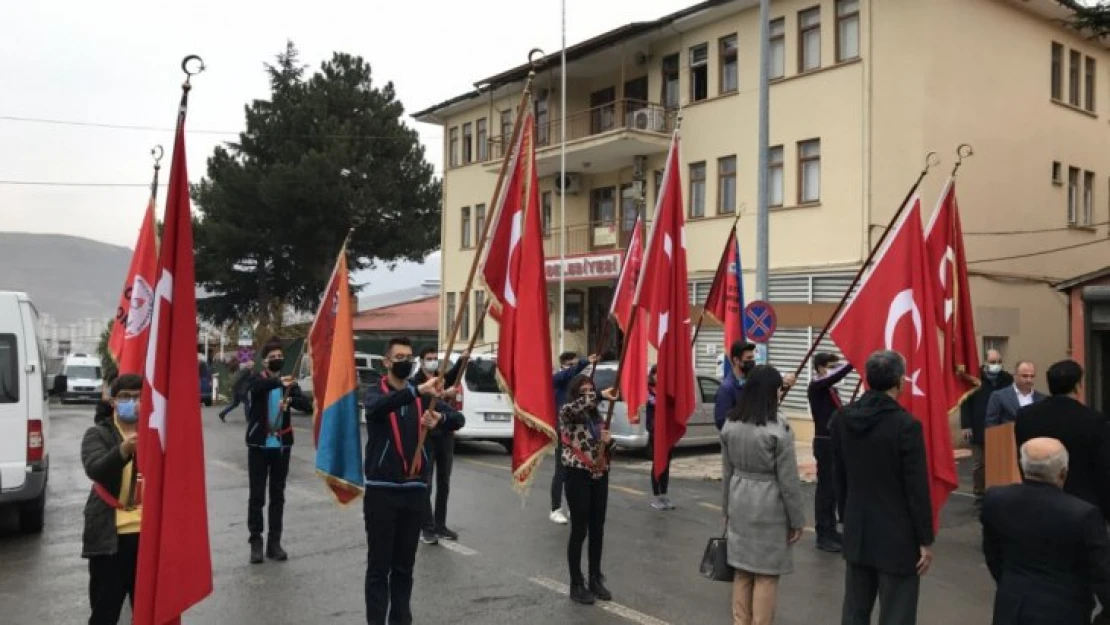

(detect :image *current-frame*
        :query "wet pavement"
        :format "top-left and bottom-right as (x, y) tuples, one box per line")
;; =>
(0, 405), (993, 624)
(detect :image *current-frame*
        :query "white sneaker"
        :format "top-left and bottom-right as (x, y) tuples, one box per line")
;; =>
(549, 509), (569, 524)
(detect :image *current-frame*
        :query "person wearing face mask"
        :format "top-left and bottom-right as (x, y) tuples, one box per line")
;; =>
(808, 352), (854, 553)
(411, 346), (467, 545)
(244, 339), (312, 564)
(559, 374), (619, 605)
(550, 351), (598, 525)
(715, 341), (796, 432)
(81, 373), (144, 625)
(959, 349), (1012, 508)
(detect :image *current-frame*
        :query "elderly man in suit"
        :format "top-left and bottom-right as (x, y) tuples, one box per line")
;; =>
(985, 361), (1044, 427)
(982, 437), (1110, 625)
(1015, 359), (1110, 521)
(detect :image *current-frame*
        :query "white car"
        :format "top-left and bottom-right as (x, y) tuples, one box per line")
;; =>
(439, 353), (515, 454)
(0, 291), (50, 533)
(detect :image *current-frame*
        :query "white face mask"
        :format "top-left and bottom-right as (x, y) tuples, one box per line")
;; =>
(986, 364), (1002, 375)
(423, 359), (438, 373)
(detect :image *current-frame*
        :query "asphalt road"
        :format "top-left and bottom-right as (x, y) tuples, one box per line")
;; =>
(0, 405), (994, 624)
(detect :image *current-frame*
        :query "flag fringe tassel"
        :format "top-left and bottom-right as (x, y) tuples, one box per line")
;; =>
(314, 469), (364, 505)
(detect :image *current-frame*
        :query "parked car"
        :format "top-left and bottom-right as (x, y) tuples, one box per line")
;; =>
(435, 352), (515, 454)
(297, 352), (382, 418)
(0, 291), (50, 534)
(60, 353), (102, 403)
(591, 361), (721, 458)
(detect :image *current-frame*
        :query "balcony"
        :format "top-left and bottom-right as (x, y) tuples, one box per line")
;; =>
(484, 99), (676, 177)
(541, 219), (647, 257)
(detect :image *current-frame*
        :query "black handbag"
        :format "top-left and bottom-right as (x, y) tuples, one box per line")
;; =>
(699, 520), (732, 582)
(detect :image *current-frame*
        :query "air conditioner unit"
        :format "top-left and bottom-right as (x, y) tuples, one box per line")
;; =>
(630, 108), (665, 132)
(554, 172), (582, 195)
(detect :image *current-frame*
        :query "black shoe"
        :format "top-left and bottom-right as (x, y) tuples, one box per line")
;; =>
(266, 540), (288, 561)
(249, 540), (264, 564)
(589, 575), (612, 602)
(816, 538), (842, 553)
(420, 529), (439, 545)
(435, 526), (459, 541)
(218, 412), (227, 423)
(569, 583), (596, 605)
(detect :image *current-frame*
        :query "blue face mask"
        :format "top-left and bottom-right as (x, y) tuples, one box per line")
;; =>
(116, 399), (139, 423)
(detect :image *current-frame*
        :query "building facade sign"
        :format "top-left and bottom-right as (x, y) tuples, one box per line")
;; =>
(545, 253), (622, 283)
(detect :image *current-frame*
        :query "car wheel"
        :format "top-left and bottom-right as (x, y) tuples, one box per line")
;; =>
(501, 439), (514, 455)
(18, 492), (46, 534)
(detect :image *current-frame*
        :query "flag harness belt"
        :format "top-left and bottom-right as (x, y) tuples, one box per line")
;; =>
(93, 458), (142, 511)
(560, 426), (610, 475)
(379, 378), (424, 476)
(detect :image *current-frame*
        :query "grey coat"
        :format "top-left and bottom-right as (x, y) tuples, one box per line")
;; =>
(721, 416), (806, 575)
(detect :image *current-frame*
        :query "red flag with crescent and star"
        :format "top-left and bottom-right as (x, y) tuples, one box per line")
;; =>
(828, 193), (956, 531)
(924, 178), (981, 413)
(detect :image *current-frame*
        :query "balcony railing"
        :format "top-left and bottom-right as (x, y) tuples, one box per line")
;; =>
(485, 99), (675, 163)
(541, 219), (650, 256)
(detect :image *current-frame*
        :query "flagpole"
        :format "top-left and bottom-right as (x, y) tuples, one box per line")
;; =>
(781, 150), (940, 404)
(558, 0), (567, 356)
(691, 208), (744, 347)
(450, 304), (489, 385)
(296, 226), (356, 382)
(604, 305), (640, 428)
(149, 145), (164, 204)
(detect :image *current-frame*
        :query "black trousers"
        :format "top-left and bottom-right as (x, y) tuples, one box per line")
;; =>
(364, 487), (425, 625)
(247, 446), (291, 543)
(648, 430), (674, 496)
(550, 438), (567, 511)
(565, 468), (608, 585)
(422, 433), (455, 532)
(88, 532), (139, 625)
(813, 436), (839, 540)
(841, 563), (921, 625)
(220, 394), (250, 419)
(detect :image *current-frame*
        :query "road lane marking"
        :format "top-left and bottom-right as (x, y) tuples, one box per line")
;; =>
(528, 576), (671, 625)
(698, 502), (721, 511)
(460, 458), (508, 471)
(610, 484), (646, 496)
(437, 540), (479, 556)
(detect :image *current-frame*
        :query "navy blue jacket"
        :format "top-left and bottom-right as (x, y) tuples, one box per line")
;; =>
(714, 375), (743, 431)
(807, 363), (854, 438)
(553, 358), (589, 410)
(362, 380), (464, 488)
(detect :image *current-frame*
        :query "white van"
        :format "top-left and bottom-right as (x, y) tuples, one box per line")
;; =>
(0, 291), (50, 533)
(61, 353), (103, 403)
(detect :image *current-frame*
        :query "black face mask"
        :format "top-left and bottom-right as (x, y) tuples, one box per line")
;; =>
(740, 360), (755, 375)
(267, 358), (284, 373)
(390, 360), (414, 380)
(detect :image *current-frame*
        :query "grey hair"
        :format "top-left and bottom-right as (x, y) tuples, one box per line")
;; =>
(865, 350), (906, 392)
(1020, 443), (1069, 483)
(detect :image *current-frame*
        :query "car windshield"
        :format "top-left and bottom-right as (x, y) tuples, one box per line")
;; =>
(464, 359), (501, 393)
(591, 369), (617, 395)
(67, 365), (101, 380)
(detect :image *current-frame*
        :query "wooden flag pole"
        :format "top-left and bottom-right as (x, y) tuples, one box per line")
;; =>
(780, 151), (940, 405)
(450, 304), (489, 386)
(691, 208), (744, 347)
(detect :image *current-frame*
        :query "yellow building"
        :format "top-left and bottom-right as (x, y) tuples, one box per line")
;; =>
(414, 0), (1110, 418)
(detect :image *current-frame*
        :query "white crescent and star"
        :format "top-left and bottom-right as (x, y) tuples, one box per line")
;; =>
(502, 212), (522, 308)
(937, 246), (955, 323)
(884, 289), (925, 397)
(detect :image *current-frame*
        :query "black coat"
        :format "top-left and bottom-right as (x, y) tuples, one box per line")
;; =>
(807, 363), (853, 438)
(1015, 395), (1110, 520)
(362, 379), (465, 486)
(832, 390), (934, 576)
(961, 368), (1014, 445)
(245, 374), (312, 447)
(80, 411), (134, 558)
(982, 481), (1110, 625)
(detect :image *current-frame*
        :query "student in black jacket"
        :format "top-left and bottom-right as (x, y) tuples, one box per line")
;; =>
(411, 346), (467, 545)
(362, 337), (465, 625)
(807, 352), (853, 553)
(244, 339), (311, 564)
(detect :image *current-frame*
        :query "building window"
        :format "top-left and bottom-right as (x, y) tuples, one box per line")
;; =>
(460, 292), (471, 340)
(449, 127), (459, 168)
(462, 122), (473, 165)
(1070, 49), (1082, 106)
(445, 292), (456, 337)
(836, 0), (859, 62)
(654, 170), (664, 205)
(768, 145), (784, 207)
(1086, 56), (1096, 112)
(475, 204), (486, 243)
(1083, 170), (1095, 226)
(799, 7), (822, 73)
(541, 191), (553, 237)
(689, 162), (707, 218)
(662, 54), (680, 109)
(718, 156), (737, 214)
(477, 118), (488, 161)
(769, 18), (786, 79)
(474, 291), (485, 341)
(798, 139), (821, 203)
(461, 206), (472, 248)
(983, 336), (1008, 360)
(690, 44), (709, 103)
(1051, 42), (1063, 100)
(535, 90), (550, 145)
(1068, 167), (1080, 224)
(500, 110), (512, 152)
(1053, 161), (1062, 184)
(719, 35), (738, 94)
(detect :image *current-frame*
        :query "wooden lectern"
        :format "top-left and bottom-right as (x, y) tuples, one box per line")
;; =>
(985, 422), (1022, 488)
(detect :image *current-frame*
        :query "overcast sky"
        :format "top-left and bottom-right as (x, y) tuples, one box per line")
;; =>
(1, 0), (691, 254)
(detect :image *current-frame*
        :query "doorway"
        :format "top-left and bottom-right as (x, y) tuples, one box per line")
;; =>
(590, 87), (616, 134)
(1090, 327), (1110, 414)
(587, 287), (619, 359)
(623, 76), (649, 122)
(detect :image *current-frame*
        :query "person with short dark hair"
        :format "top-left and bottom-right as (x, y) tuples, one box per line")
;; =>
(834, 350), (934, 625)
(81, 373), (144, 625)
(411, 346), (467, 545)
(715, 340), (795, 431)
(550, 350), (597, 524)
(1015, 359), (1110, 520)
(808, 352), (853, 553)
(362, 336), (465, 624)
(986, 360), (1044, 426)
(244, 338), (312, 564)
(721, 365), (806, 624)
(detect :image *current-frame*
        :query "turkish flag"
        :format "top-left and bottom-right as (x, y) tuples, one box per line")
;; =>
(481, 109), (557, 491)
(108, 197), (158, 375)
(610, 216), (648, 421)
(703, 228), (745, 355)
(924, 178), (981, 411)
(828, 194), (956, 530)
(134, 108), (213, 625)
(635, 136), (696, 479)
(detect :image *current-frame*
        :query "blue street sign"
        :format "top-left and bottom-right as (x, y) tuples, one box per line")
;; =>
(743, 300), (777, 344)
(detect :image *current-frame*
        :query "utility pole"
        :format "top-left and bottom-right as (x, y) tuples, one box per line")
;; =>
(754, 0), (771, 364)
